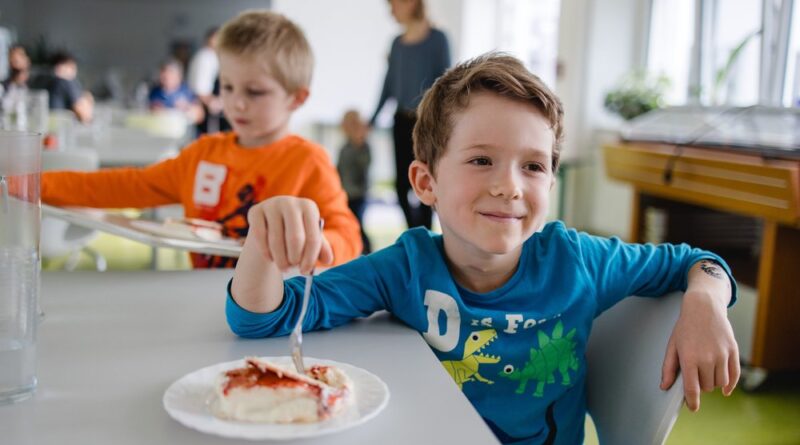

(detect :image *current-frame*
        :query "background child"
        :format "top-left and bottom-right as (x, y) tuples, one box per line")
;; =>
(226, 53), (739, 444)
(336, 109), (372, 254)
(148, 59), (204, 124)
(45, 51), (94, 123)
(41, 10), (362, 268)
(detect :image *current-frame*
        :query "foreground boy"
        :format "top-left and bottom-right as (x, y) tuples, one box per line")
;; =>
(41, 11), (361, 268)
(227, 54), (739, 444)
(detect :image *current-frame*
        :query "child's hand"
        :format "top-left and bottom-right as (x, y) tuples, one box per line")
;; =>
(660, 290), (740, 412)
(246, 196), (334, 274)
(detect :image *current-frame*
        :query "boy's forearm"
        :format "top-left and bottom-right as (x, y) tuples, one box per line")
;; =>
(231, 238), (285, 313)
(685, 259), (732, 309)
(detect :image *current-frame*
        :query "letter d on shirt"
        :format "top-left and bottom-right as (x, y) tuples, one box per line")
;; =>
(422, 290), (461, 352)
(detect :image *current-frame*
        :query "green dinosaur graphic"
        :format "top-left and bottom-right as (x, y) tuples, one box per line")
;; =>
(441, 329), (501, 389)
(497, 321), (578, 397)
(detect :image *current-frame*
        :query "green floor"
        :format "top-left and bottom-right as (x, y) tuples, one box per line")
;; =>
(46, 233), (800, 445)
(583, 371), (800, 444)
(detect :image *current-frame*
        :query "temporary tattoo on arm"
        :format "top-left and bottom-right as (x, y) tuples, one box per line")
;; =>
(699, 260), (724, 279)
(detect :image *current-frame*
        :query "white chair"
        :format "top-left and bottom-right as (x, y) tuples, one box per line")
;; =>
(41, 149), (107, 271)
(586, 292), (685, 445)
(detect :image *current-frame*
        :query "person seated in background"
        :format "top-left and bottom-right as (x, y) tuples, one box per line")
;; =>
(4, 45), (31, 87)
(149, 59), (204, 124)
(46, 51), (94, 123)
(226, 53), (740, 444)
(40, 10), (362, 269)
(336, 109), (372, 254)
(1, 45), (31, 110)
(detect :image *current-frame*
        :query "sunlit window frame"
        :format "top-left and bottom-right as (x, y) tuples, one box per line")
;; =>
(645, 0), (795, 107)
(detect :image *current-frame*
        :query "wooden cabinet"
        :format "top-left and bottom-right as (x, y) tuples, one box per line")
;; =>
(604, 142), (800, 371)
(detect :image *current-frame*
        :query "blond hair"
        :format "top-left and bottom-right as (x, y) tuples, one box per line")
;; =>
(413, 53), (564, 175)
(217, 10), (313, 93)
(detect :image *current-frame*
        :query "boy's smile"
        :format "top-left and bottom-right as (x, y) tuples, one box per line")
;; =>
(218, 51), (308, 148)
(411, 92), (555, 292)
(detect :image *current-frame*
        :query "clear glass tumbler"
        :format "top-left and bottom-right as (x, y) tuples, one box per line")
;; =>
(0, 130), (41, 404)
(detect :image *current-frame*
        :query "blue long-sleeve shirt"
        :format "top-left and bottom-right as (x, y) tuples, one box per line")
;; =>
(370, 28), (450, 124)
(227, 222), (736, 445)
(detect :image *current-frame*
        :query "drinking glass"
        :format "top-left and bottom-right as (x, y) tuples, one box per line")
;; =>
(0, 130), (41, 404)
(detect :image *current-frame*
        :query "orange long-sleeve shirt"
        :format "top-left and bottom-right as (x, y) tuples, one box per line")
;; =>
(42, 133), (362, 268)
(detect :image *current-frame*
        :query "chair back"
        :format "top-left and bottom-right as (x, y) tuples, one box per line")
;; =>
(41, 149), (100, 258)
(586, 293), (685, 445)
(42, 148), (99, 172)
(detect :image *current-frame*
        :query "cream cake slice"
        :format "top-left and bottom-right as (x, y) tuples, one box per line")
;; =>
(212, 357), (352, 423)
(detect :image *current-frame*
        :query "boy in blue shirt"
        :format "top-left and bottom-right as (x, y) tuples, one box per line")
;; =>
(226, 53), (739, 444)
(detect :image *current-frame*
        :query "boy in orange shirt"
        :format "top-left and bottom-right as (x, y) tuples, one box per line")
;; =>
(42, 10), (362, 268)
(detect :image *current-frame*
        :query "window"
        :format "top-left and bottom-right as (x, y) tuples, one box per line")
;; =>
(711, 0), (762, 105)
(461, 0), (561, 88)
(647, 0), (695, 104)
(783, 0), (800, 106)
(647, 0), (763, 106)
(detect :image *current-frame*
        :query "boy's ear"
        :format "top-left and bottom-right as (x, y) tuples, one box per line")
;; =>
(409, 160), (436, 207)
(290, 87), (310, 110)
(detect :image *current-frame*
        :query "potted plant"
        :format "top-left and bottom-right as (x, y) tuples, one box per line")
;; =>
(604, 71), (670, 121)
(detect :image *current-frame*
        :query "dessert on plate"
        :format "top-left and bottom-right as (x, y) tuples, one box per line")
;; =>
(212, 357), (352, 423)
(162, 217), (224, 241)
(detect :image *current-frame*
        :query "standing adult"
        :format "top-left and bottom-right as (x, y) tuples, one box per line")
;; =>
(370, 0), (450, 230)
(188, 27), (229, 134)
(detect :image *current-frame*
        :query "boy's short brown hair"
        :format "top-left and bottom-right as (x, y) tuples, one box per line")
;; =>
(413, 52), (564, 175)
(217, 10), (313, 93)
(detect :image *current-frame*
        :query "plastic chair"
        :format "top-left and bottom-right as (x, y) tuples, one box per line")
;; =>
(586, 293), (685, 445)
(41, 149), (107, 271)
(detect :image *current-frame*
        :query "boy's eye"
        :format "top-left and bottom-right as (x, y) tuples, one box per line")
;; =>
(524, 163), (545, 172)
(247, 89), (266, 96)
(468, 157), (491, 166)
(221, 84), (233, 92)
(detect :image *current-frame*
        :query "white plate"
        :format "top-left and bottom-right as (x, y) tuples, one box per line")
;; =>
(129, 219), (240, 245)
(163, 356), (390, 440)
(130, 219), (201, 241)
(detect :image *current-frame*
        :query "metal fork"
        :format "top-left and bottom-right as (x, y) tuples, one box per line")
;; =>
(289, 219), (324, 374)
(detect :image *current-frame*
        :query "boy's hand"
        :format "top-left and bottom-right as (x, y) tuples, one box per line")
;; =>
(660, 289), (740, 412)
(246, 196), (334, 275)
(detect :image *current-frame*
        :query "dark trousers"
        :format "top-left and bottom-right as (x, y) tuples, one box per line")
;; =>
(393, 111), (432, 230)
(348, 197), (372, 254)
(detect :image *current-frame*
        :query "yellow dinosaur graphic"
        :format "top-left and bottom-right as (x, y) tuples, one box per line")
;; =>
(441, 329), (501, 389)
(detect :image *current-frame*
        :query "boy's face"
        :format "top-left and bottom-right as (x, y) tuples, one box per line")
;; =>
(411, 92), (555, 260)
(218, 51), (308, 147)
(159, 65), (182, 92)
(342, 113), (367, 146)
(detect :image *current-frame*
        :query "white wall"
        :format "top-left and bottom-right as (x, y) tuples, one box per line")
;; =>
(556, 0), (648, 237)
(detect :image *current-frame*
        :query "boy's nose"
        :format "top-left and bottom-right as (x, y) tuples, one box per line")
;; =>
(233, 95), (247, 111)
(489, 169), (522, 200)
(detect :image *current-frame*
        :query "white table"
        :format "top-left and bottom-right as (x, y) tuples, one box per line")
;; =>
(0, 271), (499, 445)
(76, 126), (182, 167)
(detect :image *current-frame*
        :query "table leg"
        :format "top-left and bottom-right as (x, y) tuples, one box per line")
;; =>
(630, 190), (642, 243)
(752, 221), (800, 370)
